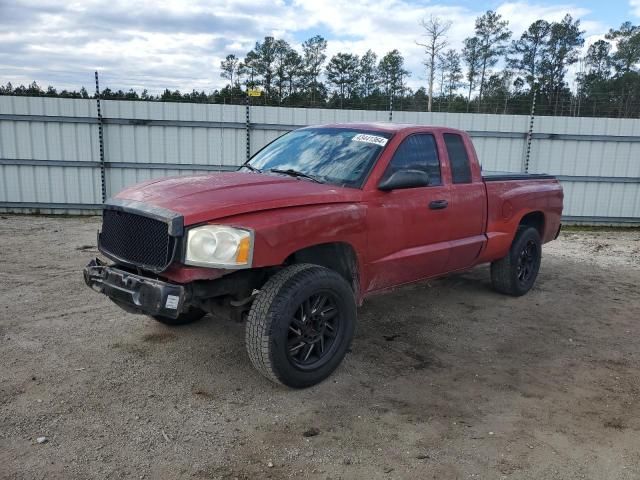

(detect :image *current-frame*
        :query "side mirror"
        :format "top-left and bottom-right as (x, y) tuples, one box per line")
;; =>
(378, 169), (430, 191)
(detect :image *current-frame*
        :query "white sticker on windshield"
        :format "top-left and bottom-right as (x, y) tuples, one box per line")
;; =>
(352, 133), (388, 147)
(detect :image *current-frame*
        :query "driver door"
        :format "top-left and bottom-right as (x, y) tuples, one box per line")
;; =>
(365, 134), (452, 292)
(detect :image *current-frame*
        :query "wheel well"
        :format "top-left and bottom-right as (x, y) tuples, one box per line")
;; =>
(519, 211), (545, 237)
(285, 242), (359, 294)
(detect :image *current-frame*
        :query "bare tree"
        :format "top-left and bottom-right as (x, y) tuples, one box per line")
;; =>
(416, 15), (452, 111)
(220, 54), (241, 88)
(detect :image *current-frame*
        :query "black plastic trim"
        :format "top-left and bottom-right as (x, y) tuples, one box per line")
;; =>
(104, 198), (184, 236)
(482, 173), (556, 182)
(554, 223), (562, 240)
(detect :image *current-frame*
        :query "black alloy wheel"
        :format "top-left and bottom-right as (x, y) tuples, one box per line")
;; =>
(517, 239), (539, 284)
(286, 292), (342, 369)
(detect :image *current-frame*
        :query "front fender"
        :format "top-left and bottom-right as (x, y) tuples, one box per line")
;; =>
(229, 203), (368, 269)
(159, 202), (367, 285)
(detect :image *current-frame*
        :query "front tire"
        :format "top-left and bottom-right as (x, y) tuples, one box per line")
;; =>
(245, 264), (356, 388)
(491, 227), (542, 296)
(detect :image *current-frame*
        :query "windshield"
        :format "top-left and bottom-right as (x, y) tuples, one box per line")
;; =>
(244, 128), (392, 188)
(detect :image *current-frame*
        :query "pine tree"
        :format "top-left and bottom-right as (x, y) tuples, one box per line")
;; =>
(509, 20), (551, 90)
(473, 10), (512, 103)
(326, 53), (360, 107)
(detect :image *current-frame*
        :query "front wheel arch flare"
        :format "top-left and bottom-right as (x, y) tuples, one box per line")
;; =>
(283, 242), (360, 295)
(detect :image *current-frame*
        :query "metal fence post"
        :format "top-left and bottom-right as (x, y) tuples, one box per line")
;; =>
(389, 95), (393, 122)
(94, 71), (107, 203)
(245, 94), (251, 161)
(524, 86), (537, 173)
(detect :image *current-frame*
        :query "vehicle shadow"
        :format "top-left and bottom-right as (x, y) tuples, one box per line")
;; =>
(152, 265), (513, 391)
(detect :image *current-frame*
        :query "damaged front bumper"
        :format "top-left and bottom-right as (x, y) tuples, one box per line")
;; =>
(83, 258), (187, 319)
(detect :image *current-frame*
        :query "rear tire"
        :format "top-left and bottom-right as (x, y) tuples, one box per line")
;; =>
(491, 227), (542, 296)
(245, 264), (356, 388)
(151, 307), (206, 326)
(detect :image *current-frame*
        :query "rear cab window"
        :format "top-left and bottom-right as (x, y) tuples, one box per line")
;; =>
(382, 134), (442, 186)
(443, 133), (472, 184)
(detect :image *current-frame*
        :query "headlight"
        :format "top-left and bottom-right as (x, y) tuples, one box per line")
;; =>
(185, 225), (253, 268)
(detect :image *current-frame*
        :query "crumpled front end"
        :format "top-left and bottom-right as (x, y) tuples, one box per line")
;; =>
(83, 258), (188, 319)
(97, 198), (184, 273)
(84, 198), (191, 318)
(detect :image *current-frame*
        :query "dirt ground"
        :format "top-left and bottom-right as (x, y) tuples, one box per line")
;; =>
(1, 215), (639, 480)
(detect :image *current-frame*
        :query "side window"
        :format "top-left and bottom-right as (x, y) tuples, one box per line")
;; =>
(384, 134), (441, 186)
(443, 133), (472, 184)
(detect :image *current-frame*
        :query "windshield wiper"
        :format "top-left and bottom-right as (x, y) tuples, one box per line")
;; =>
(269, 168), (323, 183)
(241, 163), (262, 173)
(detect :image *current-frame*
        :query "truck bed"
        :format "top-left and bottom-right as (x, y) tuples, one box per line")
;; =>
(478, 172), (564, 264)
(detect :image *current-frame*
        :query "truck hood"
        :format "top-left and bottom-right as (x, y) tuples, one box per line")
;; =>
(114, 171), (362, 226)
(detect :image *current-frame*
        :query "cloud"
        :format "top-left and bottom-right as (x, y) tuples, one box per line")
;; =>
(0, 0), (618, 94)
(631, 0), (640, 17)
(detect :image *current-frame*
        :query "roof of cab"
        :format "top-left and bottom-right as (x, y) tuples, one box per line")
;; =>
(304, 122), (464, 134)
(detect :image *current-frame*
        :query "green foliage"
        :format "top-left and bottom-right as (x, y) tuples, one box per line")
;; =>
(539, 15), (584, 94)
(358, 50), (378, 97)
(605, 22), (640, 74)
(509, 20), (551, 89)
(473, 10), (512, 102)
(300, 35), (328, 105)
(326, 53), (360, 107)
(377, 49), (410, 98)
(462, 37), (482, 105)
(438, 49), (463, 99)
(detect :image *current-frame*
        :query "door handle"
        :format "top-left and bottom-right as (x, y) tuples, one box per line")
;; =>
(429, 199), (448, 210)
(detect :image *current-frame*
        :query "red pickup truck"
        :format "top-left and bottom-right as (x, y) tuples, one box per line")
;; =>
(84, 123), (563, 387)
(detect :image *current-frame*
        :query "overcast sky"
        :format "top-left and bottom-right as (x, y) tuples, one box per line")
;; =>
(1, 0), (638, 94)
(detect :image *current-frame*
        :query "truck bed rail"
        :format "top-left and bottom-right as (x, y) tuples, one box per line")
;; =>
(482, 171), (556, 182)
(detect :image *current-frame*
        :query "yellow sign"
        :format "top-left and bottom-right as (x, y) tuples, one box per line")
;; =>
(248, 89), (261, 97)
